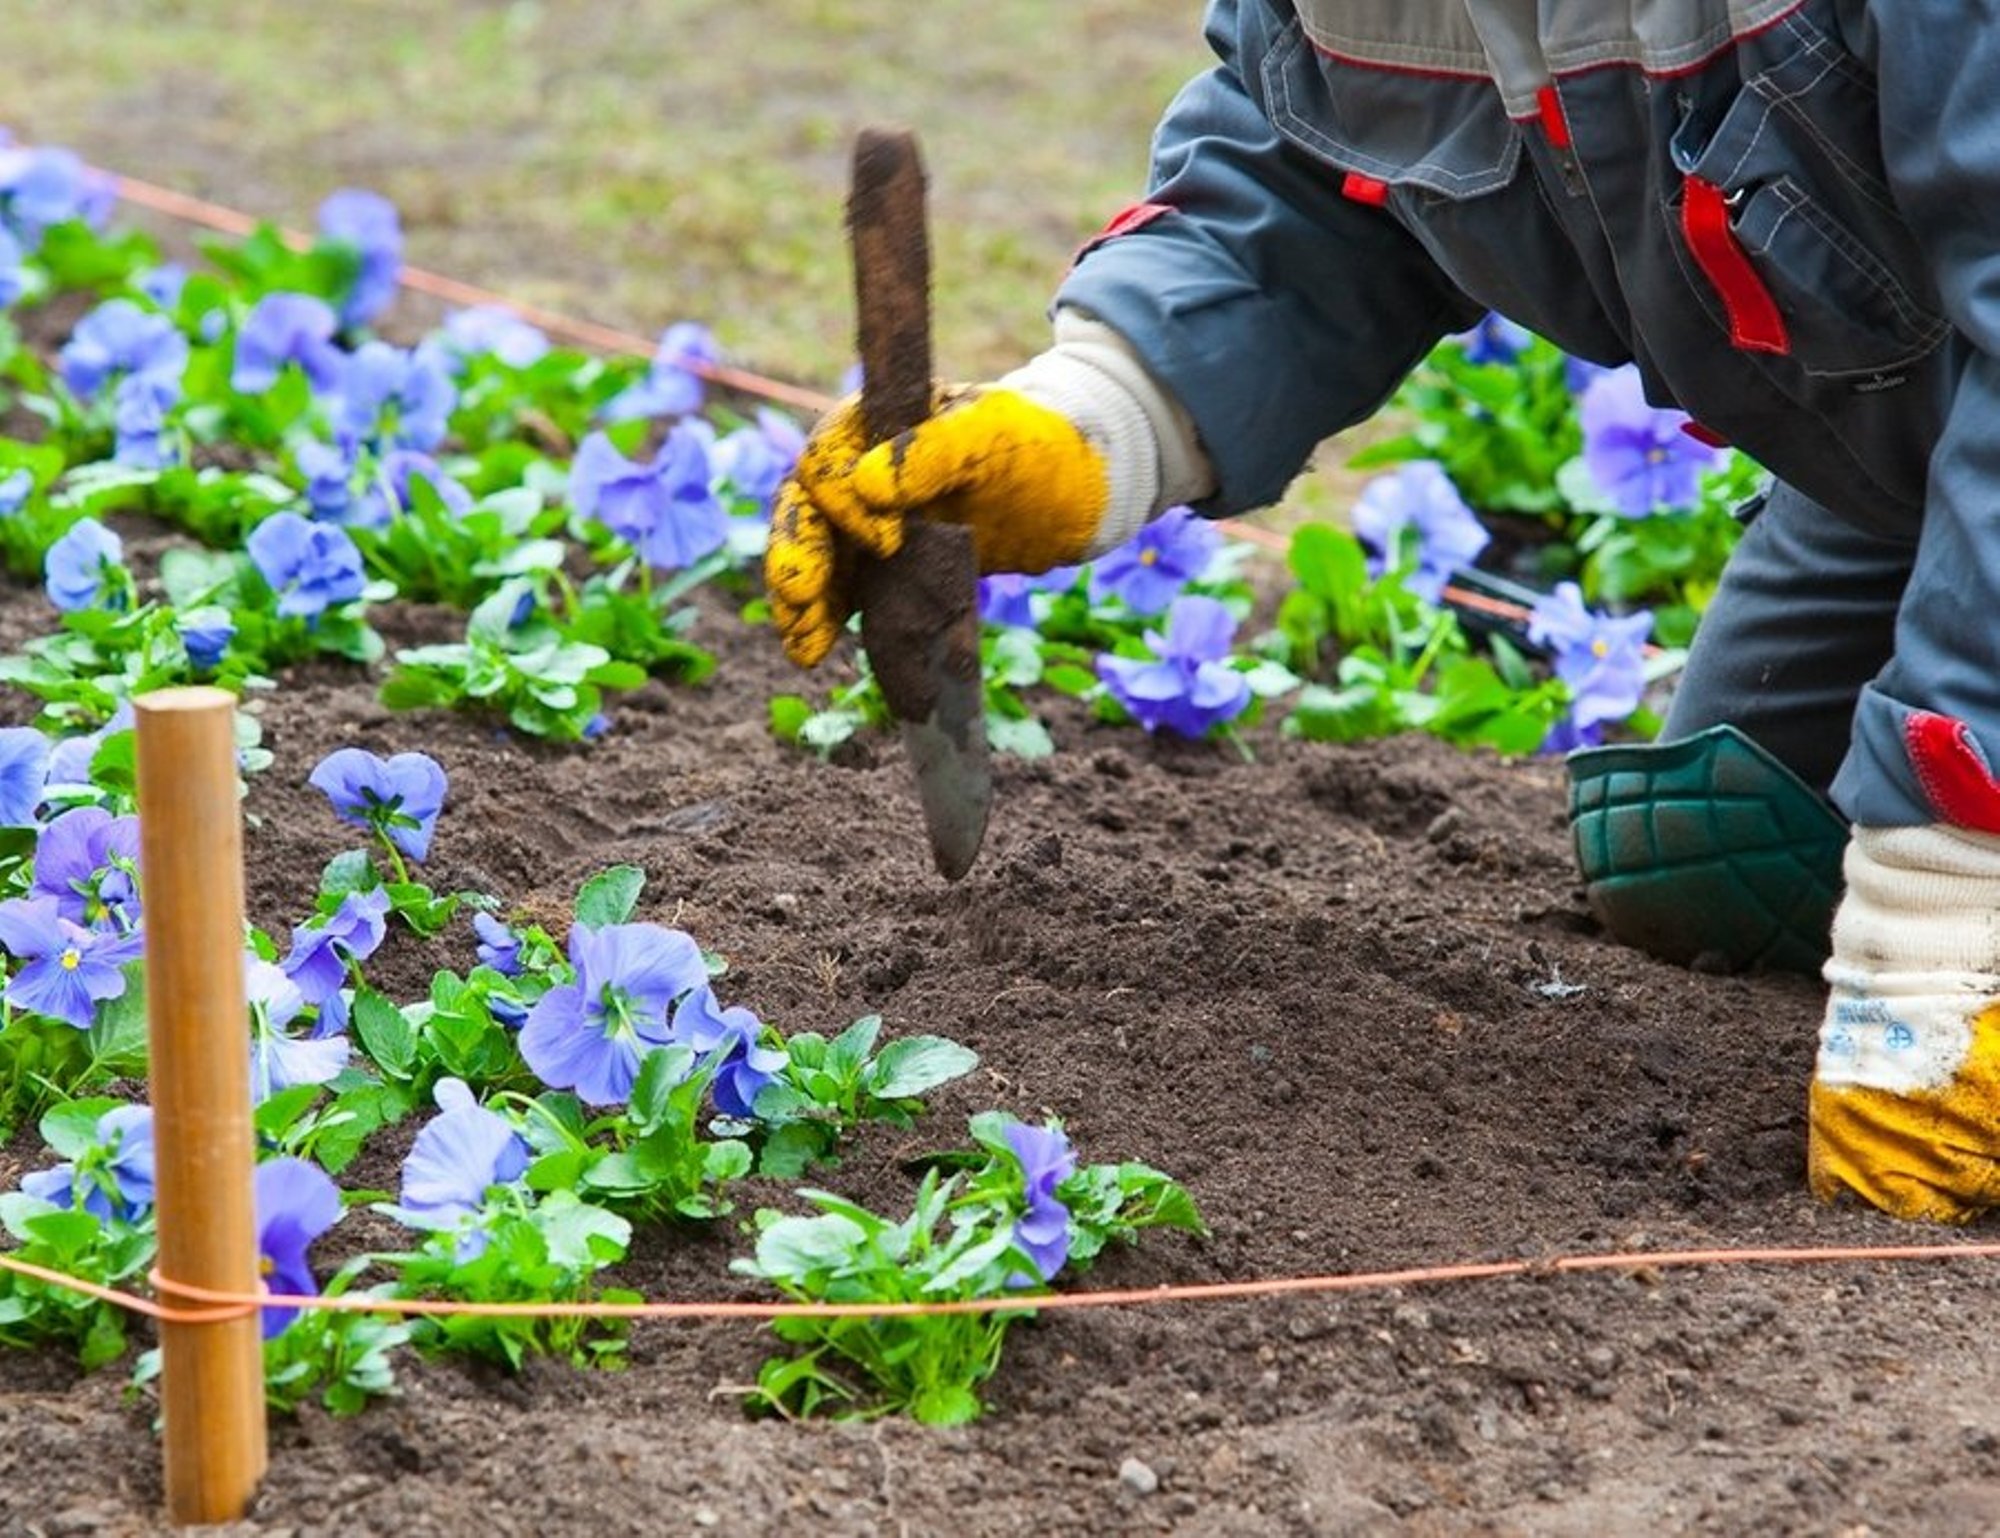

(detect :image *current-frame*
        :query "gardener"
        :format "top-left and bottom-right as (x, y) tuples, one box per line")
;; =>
(766, 0), (2000, 1226)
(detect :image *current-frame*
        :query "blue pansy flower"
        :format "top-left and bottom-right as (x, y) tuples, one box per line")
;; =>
(1088, 506), (1220, 616)
(318, 188), (402, 329)
(281, 886), (392, 1020)
(388, 1078), (530, 1260)
(0, 726), (49, 827)
(472, 912), (522, 976)
(0, 144), (114, 241)
(1351, 460), (1490, 605)
(247, 510), (366, 619)
(232, 292), (344, 394)
(568, 425), (728, 571)
(0, 467), (33, 517)
(0, 894), (144, 1028)
(1003, 1120), (1075, 1284)
(0, 224), (24, 309)
(248, 955), (350, 1100)
(176, 607), (236, 671)
(308, 748), (447, 862)
(1578, 365), (1722, 517)
(434, 305), (550, 371)
(254, 1156), (344, 1337)
(601, 321), (718, 421)
(111, 373), (179, 469)
(1527, 581), (1655, 752)
(1454, 312), (1535, 366)
(294, 436), (359, 524)
(31, 805), (140, 930)
(1097, 594), (1252, 739)
(519, 921), (708, 1106)
(354, 448), (473, 530)
(671, 984), (787, 1119)
(712, 408), (805, 517)
(43, 701), (134, 789)
(332, 340), (454, 453)
(20, 1103), (155, 1223)
(58, 298), (187, 403)
(44, 518), (129, 613)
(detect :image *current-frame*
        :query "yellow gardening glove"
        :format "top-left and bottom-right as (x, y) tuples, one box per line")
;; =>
(766, 385), (1110, 667)
(1808, 824), (2000, 1222)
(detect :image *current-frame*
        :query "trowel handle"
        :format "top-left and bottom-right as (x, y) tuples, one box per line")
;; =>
(848, 125), (933, 448)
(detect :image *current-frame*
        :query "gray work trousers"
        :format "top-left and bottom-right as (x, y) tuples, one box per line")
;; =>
(1664, 481), (1914, 823)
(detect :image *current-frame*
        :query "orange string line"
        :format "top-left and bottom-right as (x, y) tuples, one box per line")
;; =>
(3, 1242), (1993, 1331)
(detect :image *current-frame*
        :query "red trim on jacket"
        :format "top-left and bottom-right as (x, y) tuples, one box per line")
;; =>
(1340, 171), (1392, 206)
(1534, 86), (1572, 149)
(1073, 201), (1173, 265)
(1680, 420), (1730, 449)
(1905, 712), (2000, 833)
(1680, 175), (1791, 355)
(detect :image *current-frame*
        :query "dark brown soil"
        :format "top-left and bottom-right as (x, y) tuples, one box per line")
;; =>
(1, 536), (1999, 1538)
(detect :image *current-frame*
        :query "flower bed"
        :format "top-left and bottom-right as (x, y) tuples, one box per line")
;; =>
(0, 140), (1997, 1535)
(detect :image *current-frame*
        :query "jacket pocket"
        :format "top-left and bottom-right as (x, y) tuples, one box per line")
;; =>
(1664, 14), (1948, 381)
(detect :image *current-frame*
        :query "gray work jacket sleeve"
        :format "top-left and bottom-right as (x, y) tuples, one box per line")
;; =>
(1054, 0), (1480, 517)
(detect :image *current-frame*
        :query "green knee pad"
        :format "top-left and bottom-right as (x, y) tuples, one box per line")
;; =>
(1565, 724), (1847, 974)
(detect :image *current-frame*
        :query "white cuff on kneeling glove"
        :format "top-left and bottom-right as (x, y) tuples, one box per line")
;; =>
(1817, 823), (2000, 1094)
(997, 309), (1217, 559)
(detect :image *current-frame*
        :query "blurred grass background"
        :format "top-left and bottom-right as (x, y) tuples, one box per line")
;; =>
(8, 0), (1372, 525)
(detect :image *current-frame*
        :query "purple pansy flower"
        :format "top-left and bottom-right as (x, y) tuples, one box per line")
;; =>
(135, 263), (186, 311)
(247, 510), (367, 619)
(44, 518), (128, 614)
(601, 321), (719, 421)
(0, 894), (144, 1028)
(978, 566), (1080, 628)
(1351, 461), (1490, 604)
(44, 701), (134, 789)
(318, 188), (402, 329)
(58, 298), (187, 403)
(1097, 594), (1252, 739)
(254, 1156), (344, 1337)
(232, 292), (345, 394)
(1088, 506), (1219, 616)
(1003, 1120), (1075, 1284)
(519, 921), (708, 1106)
(670, 984), (787, 1119)
(308, 748), (447, 861)
(0, 726), (49, 827)
(31, 806), (140, 930)
(1578, 365), (1723, 517)
(1527, 581), (1655, 751)
(568, 425), (728, 571)
(19, 1104), (155, 1224)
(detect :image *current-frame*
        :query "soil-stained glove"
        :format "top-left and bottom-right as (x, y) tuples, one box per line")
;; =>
(1809, 823), (2000, 1222)
(765, 312), (1212, 667)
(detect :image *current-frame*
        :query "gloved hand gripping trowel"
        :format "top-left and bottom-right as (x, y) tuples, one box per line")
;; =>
(843, 126), (993, 881)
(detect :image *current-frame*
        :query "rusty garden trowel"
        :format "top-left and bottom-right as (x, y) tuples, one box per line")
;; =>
(844, 126), (992, 881)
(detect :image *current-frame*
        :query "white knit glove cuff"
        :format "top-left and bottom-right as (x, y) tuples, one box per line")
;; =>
(1818, 823), (2000, 1092)
(997, 309), (1216, 559)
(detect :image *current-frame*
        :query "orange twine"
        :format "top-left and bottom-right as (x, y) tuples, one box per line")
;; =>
(0, 1241), (1993, 1330)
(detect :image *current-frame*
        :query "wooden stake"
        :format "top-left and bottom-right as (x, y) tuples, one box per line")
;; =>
(134, 687), (267, 1525)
